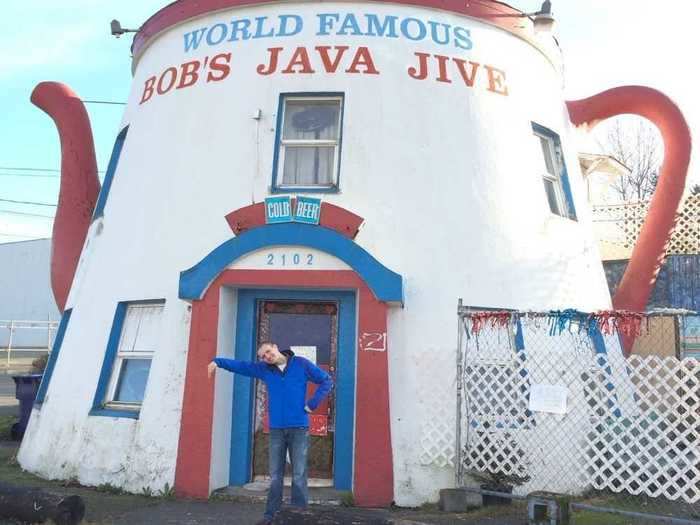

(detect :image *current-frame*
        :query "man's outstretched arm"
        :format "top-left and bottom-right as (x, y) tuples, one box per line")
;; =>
(208, 357), (267, 379)
(304, 361), (333, 411)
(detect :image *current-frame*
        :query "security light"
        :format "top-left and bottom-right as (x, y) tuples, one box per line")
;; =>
(111, 19), (139, 38)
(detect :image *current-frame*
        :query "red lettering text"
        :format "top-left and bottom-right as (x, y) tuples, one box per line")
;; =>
(140, 76), (156, 104)
(345, 47), (379, 74)
(156, 67), (178, 95)
(257, 48), (282, 75)
(282, 47), (315, 74)
(315, 46), (349, 73)
(485, 65), (509, 96)
(177, 60), (201, 89)
(207, 53), (232, 82)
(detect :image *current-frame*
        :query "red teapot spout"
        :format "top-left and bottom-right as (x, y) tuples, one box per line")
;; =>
(31, 82), (101, 313)
(567, 86), (691, 313)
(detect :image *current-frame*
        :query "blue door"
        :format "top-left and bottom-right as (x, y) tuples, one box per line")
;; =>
(253, 300), (337, 480)
(230, 289), (356, 490)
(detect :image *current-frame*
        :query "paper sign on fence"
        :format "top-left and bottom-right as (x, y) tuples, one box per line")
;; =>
(528, 383), (568, 415)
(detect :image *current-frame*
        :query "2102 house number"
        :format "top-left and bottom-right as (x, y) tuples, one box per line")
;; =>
(266, 253), (314, 266)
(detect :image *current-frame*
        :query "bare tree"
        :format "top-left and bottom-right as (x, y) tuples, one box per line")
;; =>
(601, 117), (662, 202)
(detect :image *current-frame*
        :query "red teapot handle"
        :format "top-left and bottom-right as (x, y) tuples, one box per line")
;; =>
(566, 86), (691, 312)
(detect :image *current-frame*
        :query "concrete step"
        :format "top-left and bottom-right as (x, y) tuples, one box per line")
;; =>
(214, 482), (346, 505)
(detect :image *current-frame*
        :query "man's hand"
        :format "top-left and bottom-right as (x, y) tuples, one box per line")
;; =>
(304, 405), (313, 414)
(207, 361), (218, 379)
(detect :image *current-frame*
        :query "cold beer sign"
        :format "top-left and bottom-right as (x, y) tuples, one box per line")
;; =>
(265, 196), (321, 225)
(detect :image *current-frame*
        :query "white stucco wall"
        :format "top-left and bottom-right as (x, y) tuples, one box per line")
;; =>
(19, 1), (612, 505)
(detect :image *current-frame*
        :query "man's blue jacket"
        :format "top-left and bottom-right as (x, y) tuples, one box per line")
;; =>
(214, 350), (333, 429)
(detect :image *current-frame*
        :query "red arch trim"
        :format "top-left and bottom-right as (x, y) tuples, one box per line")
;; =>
(225, 201), (364, 239)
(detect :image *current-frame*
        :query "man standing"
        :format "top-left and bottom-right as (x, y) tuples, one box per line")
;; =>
(207, 341), (333, 525)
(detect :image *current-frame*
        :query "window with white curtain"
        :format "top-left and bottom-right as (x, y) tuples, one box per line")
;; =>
(105, 302), (163, 409)
(275, 95), (343, 190)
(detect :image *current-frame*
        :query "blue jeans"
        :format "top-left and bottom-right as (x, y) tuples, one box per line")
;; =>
(264, 427), (309, 520)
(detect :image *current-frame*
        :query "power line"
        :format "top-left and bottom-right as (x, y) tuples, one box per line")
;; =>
(0, 209), (54, 219)
(0, 166), (105, 173)
(0, 173), (59, 178)
(82, 100), (127, 105)
(0, 232), (43, 238)
(0, 198), (56, 207)
(0, 166), (60, 172)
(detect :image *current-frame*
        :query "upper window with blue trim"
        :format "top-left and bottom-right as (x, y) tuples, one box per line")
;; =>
(273, 94), (343, 192)
(532, 123), (577, 220)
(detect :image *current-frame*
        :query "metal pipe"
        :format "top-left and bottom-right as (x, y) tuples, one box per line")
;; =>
(7, 320), (14, 367)
(460, 487), (528, 501)
(455, 298), (463, 487)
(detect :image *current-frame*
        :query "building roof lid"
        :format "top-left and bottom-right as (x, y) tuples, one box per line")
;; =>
(130, 0), (555, 69)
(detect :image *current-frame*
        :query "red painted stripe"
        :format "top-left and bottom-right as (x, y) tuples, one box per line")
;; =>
(132, 0), (542, 63)
(225, 201), (364, 239)
(30, 82), (100, 313)
(175, 269), (394, 507)
(567, 87), (691, 316)
(319, 202), (364, 239)
(354, 287), (393, 507)
(174, 287), (220, 498)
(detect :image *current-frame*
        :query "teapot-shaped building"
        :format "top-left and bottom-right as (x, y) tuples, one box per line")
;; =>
(18, 0), (690, 506)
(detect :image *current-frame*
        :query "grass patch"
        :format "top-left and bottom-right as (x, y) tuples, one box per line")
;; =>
(0, 444), (161, 523)
(0, 415), (15, 441)
(340, 491), (354, 507)
(571, 509), (632, 525)
(574, 491), (699, 523)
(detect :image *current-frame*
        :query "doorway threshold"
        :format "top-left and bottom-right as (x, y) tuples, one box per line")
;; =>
(214, 482), (345, 505)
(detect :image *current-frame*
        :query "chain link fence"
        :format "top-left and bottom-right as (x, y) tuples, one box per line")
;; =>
(452, 305), (700, 523)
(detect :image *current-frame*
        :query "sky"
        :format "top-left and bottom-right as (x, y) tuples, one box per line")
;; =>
(0, 0), (698, 243)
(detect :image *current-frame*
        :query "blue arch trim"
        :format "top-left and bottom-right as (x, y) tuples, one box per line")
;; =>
(179, 223), (403, 303)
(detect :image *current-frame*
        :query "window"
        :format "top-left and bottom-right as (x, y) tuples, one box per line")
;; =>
(273, 94), (343, 192)
(532, 123), (576, 220)
(91, 301), (163, 417)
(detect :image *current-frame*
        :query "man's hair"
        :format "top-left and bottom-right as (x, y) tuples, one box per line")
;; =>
(257, 341), (277, 354)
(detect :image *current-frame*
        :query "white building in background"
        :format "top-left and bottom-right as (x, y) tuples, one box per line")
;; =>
(0, 239), (59, 348)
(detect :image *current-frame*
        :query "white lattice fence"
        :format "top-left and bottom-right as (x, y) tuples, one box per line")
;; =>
(455, 315), (700, 505)
(581, 355), (700, 503)
(418, 348), (456, 468)
(592, 194), (700, 259)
